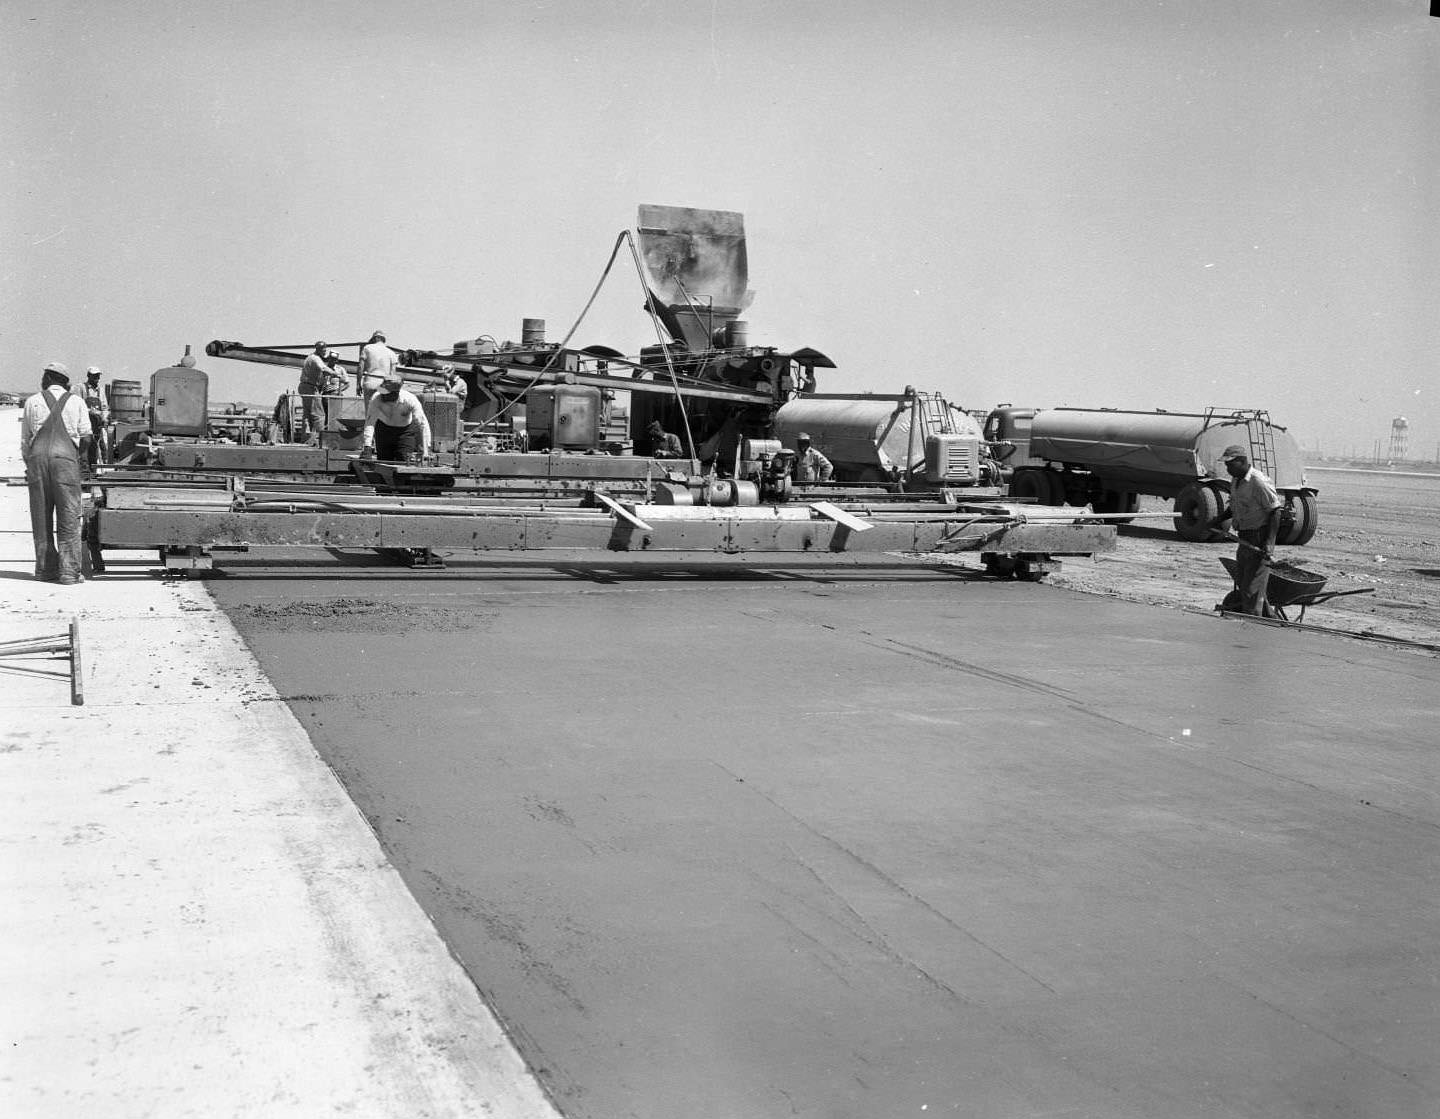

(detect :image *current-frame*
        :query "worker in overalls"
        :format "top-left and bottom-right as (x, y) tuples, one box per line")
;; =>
(82, 365), (108, 466)
(20, 362), (91, 584)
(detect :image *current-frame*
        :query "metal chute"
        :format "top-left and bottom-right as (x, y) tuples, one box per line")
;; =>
(636, 205), (754, 350)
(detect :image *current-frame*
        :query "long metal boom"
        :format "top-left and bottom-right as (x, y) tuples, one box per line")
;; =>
(205, 340), (773, 406)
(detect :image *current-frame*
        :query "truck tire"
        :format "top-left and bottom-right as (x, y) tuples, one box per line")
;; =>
(1095, 490), (1140, 523)
(1011, 468), (1060, 506)
(1291, 492), (1319, 546)
(1173, 483), (1222, 542)
(1278, 496), (1303, 546)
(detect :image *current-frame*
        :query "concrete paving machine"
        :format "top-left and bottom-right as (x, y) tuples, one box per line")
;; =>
(84, 207), (1113, 577)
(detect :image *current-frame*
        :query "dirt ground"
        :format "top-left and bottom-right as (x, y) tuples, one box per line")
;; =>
(950, 468), (1440, 654)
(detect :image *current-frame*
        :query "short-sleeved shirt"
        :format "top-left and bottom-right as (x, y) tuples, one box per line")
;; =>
(298, 353), (329, 393)
(21, 386), (90, 457)
(363, 388), (431, 447)
(1229, 467), (1282, 530)
(358, 343), (398, 392)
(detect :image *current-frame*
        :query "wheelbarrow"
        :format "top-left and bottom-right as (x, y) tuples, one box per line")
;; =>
(1218, 555), (1374, 623)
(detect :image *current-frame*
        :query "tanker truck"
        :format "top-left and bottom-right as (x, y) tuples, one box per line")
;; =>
(983, 406), (1318, 545)
(772, 389), (1002, 488)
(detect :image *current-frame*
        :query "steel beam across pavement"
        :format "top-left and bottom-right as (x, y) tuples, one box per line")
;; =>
(91, 507), (1116, 557)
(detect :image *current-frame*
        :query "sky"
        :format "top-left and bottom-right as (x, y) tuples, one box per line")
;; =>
(4, 0), (1437, 459)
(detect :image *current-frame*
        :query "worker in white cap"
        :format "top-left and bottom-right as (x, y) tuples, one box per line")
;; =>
(362, 373), (432, 461)
(322, 349), (350, 397)
(82, 365), (109, 465)
(358, 330), (397, 400)
(1214, 443), (1282, 616)
(793, 432), (833, 483)
(20, 362), (91, 583)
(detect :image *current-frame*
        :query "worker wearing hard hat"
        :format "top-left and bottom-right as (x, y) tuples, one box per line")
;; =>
(1215, 443), (1283, 617)
(362, 373), (432, 461)
(21, 362), (91, 584)
(358, 330), (397, 399)
(793, 432), (833, 483)
(82, 365), (109, 466)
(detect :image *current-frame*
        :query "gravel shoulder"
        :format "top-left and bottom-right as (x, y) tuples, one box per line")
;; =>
(958, 469), (1440, 654)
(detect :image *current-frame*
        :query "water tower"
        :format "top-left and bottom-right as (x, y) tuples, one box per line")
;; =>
(1389, 416), (1409, 462)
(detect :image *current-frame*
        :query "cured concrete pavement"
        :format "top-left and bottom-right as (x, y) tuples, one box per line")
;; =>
(205, 556), (1440, 1119)
(0, 408), (559, 1118)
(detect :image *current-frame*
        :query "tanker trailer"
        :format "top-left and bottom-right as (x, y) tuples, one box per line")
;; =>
(985, 406), (1318, 544)
(773, 391), (997, 487)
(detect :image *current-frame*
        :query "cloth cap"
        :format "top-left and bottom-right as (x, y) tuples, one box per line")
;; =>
(44, 361), (69, 377)
(797, 431), (812, 441)
(371, 331), (386, 343)
(85, 365), (102, 377)
(1221, 444), (1249, 461)
(381, 374), (403, 389)
(314, 340), (326, 349)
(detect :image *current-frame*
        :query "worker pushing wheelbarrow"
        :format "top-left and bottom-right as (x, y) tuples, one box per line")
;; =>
(1207, 443), (1287, 617)
(1210, 443), (1373, 622)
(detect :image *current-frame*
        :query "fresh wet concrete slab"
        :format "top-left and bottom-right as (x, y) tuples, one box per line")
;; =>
(208, 556), (1440, 1119)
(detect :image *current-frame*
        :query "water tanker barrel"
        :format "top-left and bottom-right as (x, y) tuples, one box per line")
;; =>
(1028, 409), (1306, 493)
(522, 318), (546, 345)
(108, 380), (146, 423)
(724, 320), (749, 349)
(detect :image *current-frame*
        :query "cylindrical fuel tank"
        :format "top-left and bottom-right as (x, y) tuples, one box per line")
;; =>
(1028, 409), (1305, 493)
(774, 398), (984, 479)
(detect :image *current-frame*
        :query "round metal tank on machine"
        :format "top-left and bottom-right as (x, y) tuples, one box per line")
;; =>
(774, 398), (984, 482)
